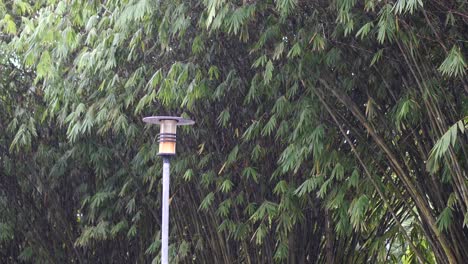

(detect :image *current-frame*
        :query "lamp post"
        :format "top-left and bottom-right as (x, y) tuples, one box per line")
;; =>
(143, 116), (195, 264)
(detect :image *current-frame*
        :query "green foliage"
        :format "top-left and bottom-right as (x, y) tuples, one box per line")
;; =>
(427, 119), (466, 173)
(438, 46), (467, 78)
(295, 176), (324, 197)
(0, 14), (17, 34)
(436, 207), (453, 232)
(377, 5), (396, 44)
(393, 0), (423, 14)
(0, 223), (14, 242)
(199, 192), (215, 211)
(75, 221), (110, 247)
(394, 97), (420, 131)
(348, 195), (369, 231)
(356, 22), (373, 40)
(1, 0), (466, 263)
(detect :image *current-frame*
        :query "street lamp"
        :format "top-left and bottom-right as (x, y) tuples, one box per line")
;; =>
(143, 116), (195, 264)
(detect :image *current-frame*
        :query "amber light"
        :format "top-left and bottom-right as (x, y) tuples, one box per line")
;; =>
(142, 116), (195, 156)
(158, 120), (177, 155)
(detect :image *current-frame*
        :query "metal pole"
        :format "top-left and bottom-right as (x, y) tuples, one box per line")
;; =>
(161, 157), (170, 264)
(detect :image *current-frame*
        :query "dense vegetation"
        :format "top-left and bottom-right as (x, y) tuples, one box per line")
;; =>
(1, 0), (467, 263)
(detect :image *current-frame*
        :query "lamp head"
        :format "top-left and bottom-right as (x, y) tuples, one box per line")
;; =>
(143, 116), (195, 156)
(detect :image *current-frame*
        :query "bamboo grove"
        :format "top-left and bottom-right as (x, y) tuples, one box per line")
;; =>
(0, 0), (467, 263)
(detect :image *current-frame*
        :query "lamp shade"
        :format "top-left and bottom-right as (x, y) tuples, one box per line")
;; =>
(143, 116), (195, 156)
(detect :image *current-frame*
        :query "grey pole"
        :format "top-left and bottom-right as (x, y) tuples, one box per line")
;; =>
(161, 157), (170, 264)
(142, 116), (194, 263)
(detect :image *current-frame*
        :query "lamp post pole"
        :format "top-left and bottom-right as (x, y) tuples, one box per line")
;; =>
(143, 116), (194, 264)
(161, 156), (170, 264)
